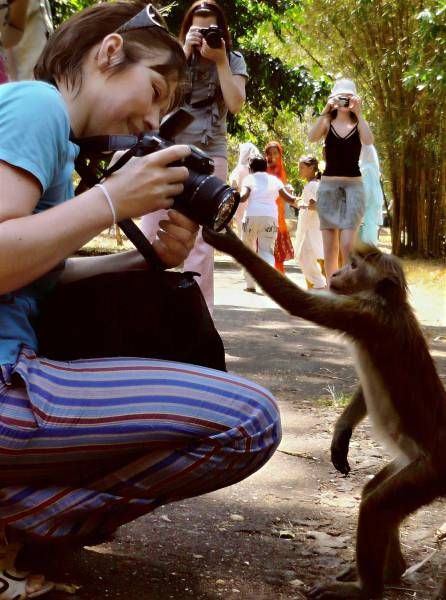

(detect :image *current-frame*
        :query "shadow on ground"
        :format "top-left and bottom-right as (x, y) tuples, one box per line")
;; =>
(33, 264), (446, 600)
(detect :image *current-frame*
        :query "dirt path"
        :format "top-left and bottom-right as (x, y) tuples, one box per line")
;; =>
(40, 257), (446, 600)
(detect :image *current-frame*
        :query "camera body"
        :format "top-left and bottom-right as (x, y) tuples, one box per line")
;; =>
(336, 95), (350, 108)
(133, 133), (214, 175)
(75, 108), (239, 231)
(198, 25), (223, 49)
(131, 129), (239, 231)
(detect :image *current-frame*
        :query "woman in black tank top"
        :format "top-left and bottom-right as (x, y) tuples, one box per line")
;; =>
(308, 78), (374, 279)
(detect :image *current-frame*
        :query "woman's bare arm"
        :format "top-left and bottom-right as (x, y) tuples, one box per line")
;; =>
(1, 0), (29, 47)
(201, 42), (246, 114)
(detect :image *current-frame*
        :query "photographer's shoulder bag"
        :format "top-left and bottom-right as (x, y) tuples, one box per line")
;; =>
(35, 133), (227, 372)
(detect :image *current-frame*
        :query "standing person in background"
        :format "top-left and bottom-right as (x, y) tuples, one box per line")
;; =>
(295, 156), (326, 290)
(240, 156), (297, 293)
(359, 143), (384, 245)
(3, 0), (53, 81)
(264, 141), (294, 273)
(308, 78), (374, 279)
(229, 141), (259, 237)
(0, 0), (28, 82)
(141, 0), (247, 313)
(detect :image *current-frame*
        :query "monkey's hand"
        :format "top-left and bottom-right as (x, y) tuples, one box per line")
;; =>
(202, 225), (246, 257)
(330, 425), (352, 475)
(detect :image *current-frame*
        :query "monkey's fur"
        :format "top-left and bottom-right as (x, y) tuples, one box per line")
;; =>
(203, 226), (446, 599)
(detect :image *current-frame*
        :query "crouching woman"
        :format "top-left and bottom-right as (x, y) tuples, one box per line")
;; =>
(0, 3), (281, 596)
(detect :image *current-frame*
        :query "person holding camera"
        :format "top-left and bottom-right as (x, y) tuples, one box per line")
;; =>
(141, 0), (247, 313)
(308, 78), (374, 279)
(0, 3), (280, 596)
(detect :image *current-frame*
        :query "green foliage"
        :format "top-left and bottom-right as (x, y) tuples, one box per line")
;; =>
(294, 0), (446, 257)
(49, 0), (93, 26)
(403, 2), (446, 94)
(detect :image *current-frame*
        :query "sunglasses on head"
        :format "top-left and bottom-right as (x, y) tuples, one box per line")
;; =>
(116, 3), (171, 35)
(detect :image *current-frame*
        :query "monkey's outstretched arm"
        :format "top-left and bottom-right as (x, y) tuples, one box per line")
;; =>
(203, 227), (372, 336)
(331, 387), (367, 475)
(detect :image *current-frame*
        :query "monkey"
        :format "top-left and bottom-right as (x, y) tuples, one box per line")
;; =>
(331, 386), (366, 475)
(202, 225), (446, 599)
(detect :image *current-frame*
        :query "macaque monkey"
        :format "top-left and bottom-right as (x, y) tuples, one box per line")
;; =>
(202, 226), (446, 600)
(331, 386), (366, 475)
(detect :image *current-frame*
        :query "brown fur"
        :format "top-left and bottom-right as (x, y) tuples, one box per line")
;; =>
(203, 226), (446, 599)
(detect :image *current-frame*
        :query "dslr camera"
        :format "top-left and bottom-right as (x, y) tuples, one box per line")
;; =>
(198, 25), (223, 48)
(129, 109), (239, 231)
(336, 95), (350, 108)
(75, 109), (239, 232)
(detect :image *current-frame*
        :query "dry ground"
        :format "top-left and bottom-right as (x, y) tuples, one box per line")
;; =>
(34, 227), (446, 600)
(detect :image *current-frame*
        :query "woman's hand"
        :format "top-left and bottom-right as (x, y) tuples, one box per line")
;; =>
(183, 26), (203, 59)
(348, 95), (362, 116)
(105, 145), (191, 222)
(152, 209), (198, 268)
(200, 38), (227, 65)
(320, 99), (336, 116)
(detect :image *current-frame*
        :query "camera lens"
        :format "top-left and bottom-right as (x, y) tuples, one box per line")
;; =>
(214, 188), (240, 231)
(205, 30), (222, 49)
(173, 173), (240, 231)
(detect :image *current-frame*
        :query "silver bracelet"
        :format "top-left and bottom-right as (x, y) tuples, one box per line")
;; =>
(95, 183), (117, 226)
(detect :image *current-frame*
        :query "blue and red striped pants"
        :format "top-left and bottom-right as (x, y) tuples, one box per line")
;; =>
(0, 349), (281, 541)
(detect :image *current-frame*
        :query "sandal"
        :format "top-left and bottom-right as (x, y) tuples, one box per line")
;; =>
(0, 569), (54, 599)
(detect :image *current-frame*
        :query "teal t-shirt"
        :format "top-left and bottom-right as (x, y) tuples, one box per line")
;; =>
(0, 81), (79, 366)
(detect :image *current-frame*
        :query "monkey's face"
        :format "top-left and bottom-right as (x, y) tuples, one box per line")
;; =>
(330, 251), (408, 303)
(329, 255), (377, 296)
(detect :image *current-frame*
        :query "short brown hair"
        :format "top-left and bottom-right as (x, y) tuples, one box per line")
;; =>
(178, 0), (231, 49)
(35, 1), (187, 106)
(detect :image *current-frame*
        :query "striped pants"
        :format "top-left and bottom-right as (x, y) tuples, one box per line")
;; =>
(0, 349), (281, 541)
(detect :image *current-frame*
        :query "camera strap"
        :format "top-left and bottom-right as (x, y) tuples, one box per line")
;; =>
(72, 134), (167, 271)
(184, 52), (222, 109)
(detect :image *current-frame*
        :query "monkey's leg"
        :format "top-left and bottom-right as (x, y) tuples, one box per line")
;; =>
(434, 577), (446, 600)
(331, 387), (366, 475)
(310, 458), (444, 599)
(337, 461), (405, 584)
(356, 457), (444, 597)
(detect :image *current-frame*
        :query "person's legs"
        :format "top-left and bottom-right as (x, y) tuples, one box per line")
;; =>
(338, 180), (364, 264)
(256, 217), (277, 267)
(140, 209), (169, 242)
(321, 229), (340, 280)
(234, 203), (246, 238)
(298, 236), (326, 289)
(242, 217), (259, 290)
(339, 228), (359, 265)
(0, 350), (280, 541)
(183, 157), (228, 313)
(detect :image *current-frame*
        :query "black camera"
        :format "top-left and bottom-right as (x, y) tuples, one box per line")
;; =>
(336, 95), (350, 107)
(74, 109), (239, 233)
(132, 132), (238, 231)
(198, 25), (223, 49)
